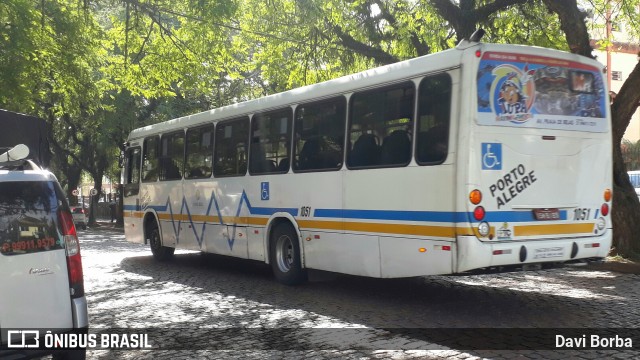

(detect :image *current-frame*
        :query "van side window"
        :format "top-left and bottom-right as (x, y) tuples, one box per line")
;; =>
(416, 74), (452, 164)
(348, 82), (414, 169)
(185, 125), (214, 179)
(214, 117), (249, 177)
(293, 97), (346, 172)
(250, 108), (292, 175)
(142, 136), (159, 182)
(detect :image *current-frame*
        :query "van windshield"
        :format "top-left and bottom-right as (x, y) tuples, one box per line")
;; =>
(0, 181), (64, 256)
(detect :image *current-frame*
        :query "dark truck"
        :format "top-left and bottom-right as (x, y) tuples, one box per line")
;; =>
(0, 109), (51, 167)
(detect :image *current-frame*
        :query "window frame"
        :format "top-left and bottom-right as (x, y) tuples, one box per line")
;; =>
(346, 81), (416, 170)
(415, 73), (452, 166)
(249, 108), (293, 176)
(213, 116), (250, 178)
(159, 130), (186, 182)
(123, 146), (141, 196)
(141, 136), (160, 183)
(292, 96), (347, 173)
(185, 124), (215, 180)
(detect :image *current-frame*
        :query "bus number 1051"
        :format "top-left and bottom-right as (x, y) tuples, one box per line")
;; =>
(300, 206), (312, 217)
(573, 208), (591, 221)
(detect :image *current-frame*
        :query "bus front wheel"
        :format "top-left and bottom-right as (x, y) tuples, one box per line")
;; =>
(148, 221), (175, 262)
(270, 223), (307, 286)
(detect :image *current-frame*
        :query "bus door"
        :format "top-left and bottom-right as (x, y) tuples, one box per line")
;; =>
(122, 144), (143, 244)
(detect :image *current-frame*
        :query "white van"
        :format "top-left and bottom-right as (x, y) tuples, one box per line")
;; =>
(0, 145), (88, 359)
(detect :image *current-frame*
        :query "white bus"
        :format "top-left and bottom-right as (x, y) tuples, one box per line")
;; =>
(121, 38), (612, 285)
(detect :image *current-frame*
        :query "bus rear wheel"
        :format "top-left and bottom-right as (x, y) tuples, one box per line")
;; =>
(148, 221), (175, 262)
(270, 223), (307, 286)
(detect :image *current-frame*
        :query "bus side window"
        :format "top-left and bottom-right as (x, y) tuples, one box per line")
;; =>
(416, 74), (452, 165)
(185, 125), (214, 179)
(293, 97), (346, 172)
(250, 108), (292, 175)
(348, 82), (414, 169)
(159, 131), (185, 181)
(125, 147), (141, 185)
(214, 117), (249, 177)
(123, 147), (141, 197)
(142, 136), (159, 182)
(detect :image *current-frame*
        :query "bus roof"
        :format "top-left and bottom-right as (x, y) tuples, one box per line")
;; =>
(128, 42), (602, 141)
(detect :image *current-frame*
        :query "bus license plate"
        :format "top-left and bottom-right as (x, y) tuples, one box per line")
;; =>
(533, 208), (560, 221)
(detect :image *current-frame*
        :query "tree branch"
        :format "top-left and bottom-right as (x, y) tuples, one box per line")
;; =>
(328, 21), (399, 65)
(541, 0), (592, 57)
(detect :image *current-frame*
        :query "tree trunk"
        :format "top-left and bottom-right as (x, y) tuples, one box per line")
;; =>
(612, 142), (640, 255)
(542, 0), (640, 257)
(610, 61), (640, 257)
(66, 167), (82, 206)
(89, 172), (104, 226)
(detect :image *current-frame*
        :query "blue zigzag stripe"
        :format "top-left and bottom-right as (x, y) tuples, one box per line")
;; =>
(143, 191), (297, 250)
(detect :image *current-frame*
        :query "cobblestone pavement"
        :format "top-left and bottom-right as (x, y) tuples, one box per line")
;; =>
(70, 224), (639, 359)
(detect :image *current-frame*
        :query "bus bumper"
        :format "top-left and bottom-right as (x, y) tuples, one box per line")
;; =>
(455, 229), (612, 273)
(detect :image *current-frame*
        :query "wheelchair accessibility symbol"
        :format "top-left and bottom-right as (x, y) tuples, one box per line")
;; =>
(482, 143), (502, 170)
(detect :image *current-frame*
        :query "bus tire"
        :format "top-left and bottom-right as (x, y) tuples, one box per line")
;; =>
(147, 221), (174, 262)
(270, 222), (307, 286)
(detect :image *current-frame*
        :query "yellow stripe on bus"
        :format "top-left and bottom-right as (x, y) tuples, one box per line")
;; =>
(514, 223), (594, 237)
(123, 211), (143, 218)
(298, 220), (456, 238)
(125, 212), (594, 238)
(455, 226), (495, 238)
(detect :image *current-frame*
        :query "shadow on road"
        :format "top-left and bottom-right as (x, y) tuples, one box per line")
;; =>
(80, 226), (638, 354)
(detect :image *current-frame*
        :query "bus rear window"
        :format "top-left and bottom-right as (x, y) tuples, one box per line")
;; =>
(476, 51), (607, 133)
(0, 181), (64, 256)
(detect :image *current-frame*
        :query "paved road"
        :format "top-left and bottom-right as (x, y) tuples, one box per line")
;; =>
(72, 224), (638, 359)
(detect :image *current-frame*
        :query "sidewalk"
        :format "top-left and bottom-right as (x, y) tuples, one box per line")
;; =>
(585, 257), (640, 274)
(89, 219), (125, 232)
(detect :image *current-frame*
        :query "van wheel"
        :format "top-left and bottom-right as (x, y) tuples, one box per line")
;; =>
(148, 222), (174, 262)
(270, 223), (307, 285)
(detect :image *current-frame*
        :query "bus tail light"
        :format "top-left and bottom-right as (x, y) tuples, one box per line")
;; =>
(604, 189), (612, 202)
(58, 209), (85, 298)
(469, 189), (482, 205)
(601, 203), (609, 216)
(473, 206), (485, 221)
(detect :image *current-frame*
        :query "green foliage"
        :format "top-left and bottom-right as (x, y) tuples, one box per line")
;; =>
(1, 0), (639, 199)
(622, 139), (640, 172)
(0, 0), (105, 116)
(485, 1), (567, 50)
